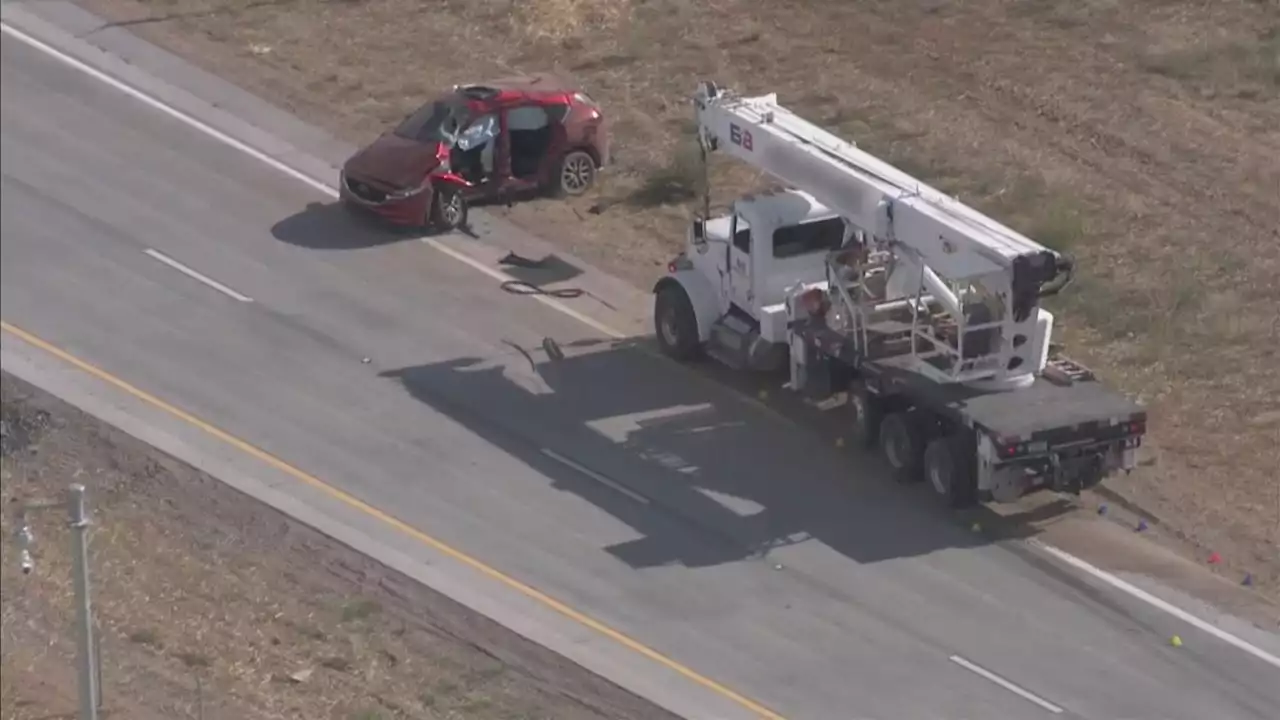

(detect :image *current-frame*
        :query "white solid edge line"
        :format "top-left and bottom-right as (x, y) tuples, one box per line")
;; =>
(0, 24), (336, 200)
(1033, 540), (1280, 670)
(540, 448), (650, 505)
(8, 15), (1279, 672)
(144, 249), (253, 303)
(949, 655), (1064, 714)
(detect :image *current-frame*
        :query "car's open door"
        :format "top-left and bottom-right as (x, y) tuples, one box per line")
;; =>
(503, 103), (559, 189)
(536, 101), (573, 186)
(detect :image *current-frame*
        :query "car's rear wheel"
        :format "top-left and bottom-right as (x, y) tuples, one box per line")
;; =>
(430, 187), (468, 231)
(556, 150), (596, 197)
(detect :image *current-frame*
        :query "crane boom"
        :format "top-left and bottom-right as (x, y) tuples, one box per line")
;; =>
(692, 81), (1071, 310)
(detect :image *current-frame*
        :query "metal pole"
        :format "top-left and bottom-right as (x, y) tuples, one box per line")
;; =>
(94, 620), (104, 710)
(67, 484), (98, 720)
(699, 142), (711, 222)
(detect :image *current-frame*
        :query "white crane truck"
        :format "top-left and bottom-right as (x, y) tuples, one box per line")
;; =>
(652, 81), (1147, 508)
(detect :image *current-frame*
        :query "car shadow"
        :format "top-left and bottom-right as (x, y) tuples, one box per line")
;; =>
(271, 201), (425, 250)
(273, 190), (564, 249)
(377, 336), (1072, 572)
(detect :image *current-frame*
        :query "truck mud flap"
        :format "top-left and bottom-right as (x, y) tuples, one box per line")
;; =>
(1047, 451), (1105, 494)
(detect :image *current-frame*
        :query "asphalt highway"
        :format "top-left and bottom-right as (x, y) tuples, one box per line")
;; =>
(3, 31), (1278, 720)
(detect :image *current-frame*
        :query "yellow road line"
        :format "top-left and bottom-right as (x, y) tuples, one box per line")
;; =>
(1, 319), (784, 720)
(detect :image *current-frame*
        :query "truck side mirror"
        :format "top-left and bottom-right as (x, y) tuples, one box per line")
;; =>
(691, 218), (707, 251)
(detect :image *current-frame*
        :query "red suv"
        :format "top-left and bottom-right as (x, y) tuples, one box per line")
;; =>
(339, 73), (610, 231)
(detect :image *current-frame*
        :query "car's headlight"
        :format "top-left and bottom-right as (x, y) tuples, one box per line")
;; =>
(387, 178), (430, 199)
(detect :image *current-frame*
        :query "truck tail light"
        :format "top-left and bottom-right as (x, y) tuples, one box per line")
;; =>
(996, 435), (1037, 458)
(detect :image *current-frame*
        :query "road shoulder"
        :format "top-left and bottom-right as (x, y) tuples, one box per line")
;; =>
(0, 322), (759, 720)
(0, 367), (681, 720)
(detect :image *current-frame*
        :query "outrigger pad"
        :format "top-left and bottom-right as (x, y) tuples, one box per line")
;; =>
(498, 251), (547, 268)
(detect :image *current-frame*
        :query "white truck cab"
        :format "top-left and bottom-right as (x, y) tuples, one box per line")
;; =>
(657, 187), (846, 370)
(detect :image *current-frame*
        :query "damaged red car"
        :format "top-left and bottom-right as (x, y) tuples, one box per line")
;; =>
(339, 73), (610, 231)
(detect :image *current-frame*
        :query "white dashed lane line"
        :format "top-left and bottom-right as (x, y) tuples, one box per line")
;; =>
(540, 447), (651, 505)
(144, 248), (253, 303)
(949, 654), (1065, 714)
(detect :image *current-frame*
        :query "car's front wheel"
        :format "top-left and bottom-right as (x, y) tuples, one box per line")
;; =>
(430, 187), (468, 231)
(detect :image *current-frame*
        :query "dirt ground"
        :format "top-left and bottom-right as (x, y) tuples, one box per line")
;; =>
(0, 372), (679, 720)
(64, 1), (1280, 590)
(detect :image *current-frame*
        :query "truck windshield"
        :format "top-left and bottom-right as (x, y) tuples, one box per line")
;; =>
(393, 98), (471, 144)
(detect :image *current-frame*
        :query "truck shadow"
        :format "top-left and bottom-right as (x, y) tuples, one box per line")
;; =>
(378, 336), (1074, 570)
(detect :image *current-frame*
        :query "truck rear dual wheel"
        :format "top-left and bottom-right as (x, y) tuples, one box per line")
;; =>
(879, 410), (926, 484)
(880, 410), (979, 508)
(923, 435), (978, 508)
(848, 383), (882, 449)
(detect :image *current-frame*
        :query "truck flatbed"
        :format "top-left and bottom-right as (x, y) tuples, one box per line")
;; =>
(803, 323), (1144, 438)
(878, 364), (1144, 438)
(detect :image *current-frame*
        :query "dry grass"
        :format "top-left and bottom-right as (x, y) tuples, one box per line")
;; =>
(74, 0), (1280, 587)
(515, 0), (632, 42)
(0, 373), (677, 720)
(1141, 24), (1280, 99)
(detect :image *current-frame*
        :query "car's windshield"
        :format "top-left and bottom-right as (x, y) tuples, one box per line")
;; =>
(393, 97), (470, 144)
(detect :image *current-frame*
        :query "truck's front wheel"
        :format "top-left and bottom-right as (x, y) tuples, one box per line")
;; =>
(879, 410), (925, 483)
(923, 435), (977, 508)
(654, 284), (701, 362)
